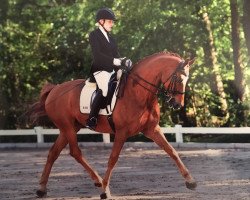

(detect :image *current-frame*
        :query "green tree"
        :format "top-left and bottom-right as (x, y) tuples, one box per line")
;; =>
(0, 0), (249, 129)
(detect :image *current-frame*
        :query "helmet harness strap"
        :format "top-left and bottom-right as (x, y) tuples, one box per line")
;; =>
(98, 19), (109, 33)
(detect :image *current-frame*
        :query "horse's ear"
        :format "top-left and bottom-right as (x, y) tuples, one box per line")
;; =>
(187, 57), (195, 66)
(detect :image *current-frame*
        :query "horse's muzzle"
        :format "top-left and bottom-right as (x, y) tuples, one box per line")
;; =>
(173, 102), (181, 110)
(165, 98), (181, 110)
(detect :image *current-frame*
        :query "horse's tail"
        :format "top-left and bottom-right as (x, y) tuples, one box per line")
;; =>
(26, 82), (55, 124)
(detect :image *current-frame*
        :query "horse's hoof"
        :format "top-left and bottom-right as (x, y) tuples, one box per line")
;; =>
(36, 189), (47, 198)
(94, 182), (102, 187)
(100, 192), (109, 199)
(185, 180), (197, 190)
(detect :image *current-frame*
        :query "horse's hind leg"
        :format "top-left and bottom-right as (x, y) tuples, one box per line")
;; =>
(143, 125), (197, 190)
(64, 128), (103, 187)
(36, 133), (68, 197)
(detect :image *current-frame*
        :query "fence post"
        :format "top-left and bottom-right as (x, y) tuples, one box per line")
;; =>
(102, 134), (110, 143)
(175, 124), (183, 143)
(34, 126), (44, 144)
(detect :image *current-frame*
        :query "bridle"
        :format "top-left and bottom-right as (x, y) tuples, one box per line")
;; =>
(129, 60), (188, 102)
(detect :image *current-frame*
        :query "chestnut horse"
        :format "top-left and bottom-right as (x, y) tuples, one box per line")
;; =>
(31, 52), (196, 199)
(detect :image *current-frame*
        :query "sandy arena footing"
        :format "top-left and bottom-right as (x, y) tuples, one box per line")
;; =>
(0, 145), (250, 200)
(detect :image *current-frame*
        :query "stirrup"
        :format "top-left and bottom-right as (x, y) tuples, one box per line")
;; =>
(85, 117), (97, 130)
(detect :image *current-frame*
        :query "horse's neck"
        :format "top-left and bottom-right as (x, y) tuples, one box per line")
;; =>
(134, 62), (160, 82)
(125, 55), (180, 104)
(133, 55), (179, 80)
(125, 64), (162, 106)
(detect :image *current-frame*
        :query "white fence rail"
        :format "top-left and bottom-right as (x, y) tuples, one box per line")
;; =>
(0, 125), (250, 144)
(0, 126), (111, 144)
(161, 125), (250, 143)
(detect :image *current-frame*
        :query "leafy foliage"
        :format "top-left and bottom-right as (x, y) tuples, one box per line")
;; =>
(0, 0), (249, 129)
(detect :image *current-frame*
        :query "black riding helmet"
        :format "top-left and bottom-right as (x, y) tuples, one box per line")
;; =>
(96, 7), (116, 22)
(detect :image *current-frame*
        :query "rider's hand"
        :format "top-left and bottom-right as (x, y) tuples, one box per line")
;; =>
(121, 58), (133, 71)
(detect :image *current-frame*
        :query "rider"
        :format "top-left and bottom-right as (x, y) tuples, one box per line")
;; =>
(86, 7), (132, 130)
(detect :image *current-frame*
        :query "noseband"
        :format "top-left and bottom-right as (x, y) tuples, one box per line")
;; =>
(130, 60), (187, 102)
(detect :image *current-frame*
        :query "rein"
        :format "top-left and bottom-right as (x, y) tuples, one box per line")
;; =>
(128, 60), (186, 98)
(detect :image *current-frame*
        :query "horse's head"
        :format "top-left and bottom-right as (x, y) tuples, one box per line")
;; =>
(161, 58), (195, 110)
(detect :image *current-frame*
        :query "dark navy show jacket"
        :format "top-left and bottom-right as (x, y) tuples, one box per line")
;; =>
(89, 28), (120, 73)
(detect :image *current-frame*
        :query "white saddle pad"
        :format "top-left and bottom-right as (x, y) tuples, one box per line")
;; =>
(80, 79), (118, 115)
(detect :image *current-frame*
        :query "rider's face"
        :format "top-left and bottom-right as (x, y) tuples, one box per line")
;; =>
(99, 19), (114, 32)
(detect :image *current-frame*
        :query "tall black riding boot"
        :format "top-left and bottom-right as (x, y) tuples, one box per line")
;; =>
(85, 90), (104, 130)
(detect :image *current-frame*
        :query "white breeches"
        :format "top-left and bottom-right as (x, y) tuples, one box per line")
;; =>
(93, 70), (114, 97)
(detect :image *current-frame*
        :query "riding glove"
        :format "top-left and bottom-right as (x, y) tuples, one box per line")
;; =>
(121, 58), (133, 71)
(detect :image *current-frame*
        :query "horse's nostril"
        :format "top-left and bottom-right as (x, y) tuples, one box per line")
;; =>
(166, 98), (182, 110)
(173, 102), (182, 110)
(173, 104), (181, 110)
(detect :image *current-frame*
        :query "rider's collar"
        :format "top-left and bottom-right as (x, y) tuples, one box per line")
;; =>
(99, 26), (110, 42)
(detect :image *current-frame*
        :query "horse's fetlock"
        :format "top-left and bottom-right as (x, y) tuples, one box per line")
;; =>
(184, 171), (192, 180)
(102, 179), (108, 188)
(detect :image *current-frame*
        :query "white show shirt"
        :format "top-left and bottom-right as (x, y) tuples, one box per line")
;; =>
(99, 26), (110, 42)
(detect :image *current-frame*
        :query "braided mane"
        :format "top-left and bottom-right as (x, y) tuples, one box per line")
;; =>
(134, 51), (182, 67)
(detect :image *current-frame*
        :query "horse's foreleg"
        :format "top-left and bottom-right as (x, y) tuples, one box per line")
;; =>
(36, 133), (68, 197)
(65, 129), (103, 187)
(144, 125), (197, 190)
(101, 134), (126, 199)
